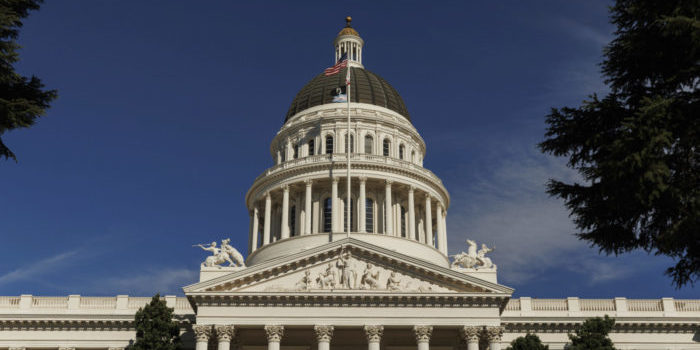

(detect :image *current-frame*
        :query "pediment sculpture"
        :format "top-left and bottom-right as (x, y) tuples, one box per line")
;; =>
(451, 239), (496, 270)
(194, 238), (246, 268)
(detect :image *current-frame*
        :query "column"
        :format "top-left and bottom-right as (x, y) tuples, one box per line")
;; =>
(314, 325), (334, 350)
(485, 327), (504, 350)
(281, 185), (290, 239)
(408, 186), (416, 240)
(216, 325), (236, 350)
(263, 192), (272, 245)
(251, 207), (259, 252)
(424, 195), (432, 246)
(358, 177), (367, 232)
(436, 204), (445, 254)
(305, 180), (312, 235)
(265, 325), (285, 350)
(364, 325), (383, 350)
(332, 177), (339, 232)
(440, 209), (448, 254)
(413, 325), (433, 350)
(248, 210), (255, 253)
(193, 325), (212, 350)
(384, 180), (393, 235)
(460, 326), (480, 350)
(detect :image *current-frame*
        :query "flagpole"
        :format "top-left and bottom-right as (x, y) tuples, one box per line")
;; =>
(346, 65), (351, 238)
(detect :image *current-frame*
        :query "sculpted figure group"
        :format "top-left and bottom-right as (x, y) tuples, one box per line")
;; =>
(450, 239), (496, 270)
(195, 238), (246, 268)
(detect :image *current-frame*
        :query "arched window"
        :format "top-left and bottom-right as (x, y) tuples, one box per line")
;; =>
(323, 198), (332, 232)
(365, 198), (374, 232)
(383, 139), (390, 156)
(280, 149), (286, 162)
(343, 197), (355, 232)
(364, 135), (373, 154)
(400, 206), (407, 238)
(411, 150), (416, 162)
(293, 144), (299, 159)
(344, 134), (354, 153)
(399, 144), (405, 160)
(308, 139), (315, 156)
(325, 135), (334, 154)
(289, 206), (296, 236)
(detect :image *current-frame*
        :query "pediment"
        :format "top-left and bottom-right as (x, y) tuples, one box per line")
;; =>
(183, 238), (513, 296)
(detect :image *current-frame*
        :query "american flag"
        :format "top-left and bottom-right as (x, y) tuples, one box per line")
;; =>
(324, 53), (348, 76)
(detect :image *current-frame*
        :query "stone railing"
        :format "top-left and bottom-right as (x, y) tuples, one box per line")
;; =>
(0, 295), (194, 314)
(252, 153), (443, 186)
(503, 297), (700, 317)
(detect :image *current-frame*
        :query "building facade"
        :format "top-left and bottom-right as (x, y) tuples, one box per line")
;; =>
(1, 19), (698, 350)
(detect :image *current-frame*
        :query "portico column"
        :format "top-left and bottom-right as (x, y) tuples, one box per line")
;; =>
(364, 325), (383, 350)
(193, 325), (212, 350)
(408, 186), (416, 240)
(460, 326), (480, 350)
(263, 192), (272, 244)
(251, 207), (259, 252)
(440, 209), (448, 254)
(424, 195), (432, 245)
(305, 179), (312, 235)
(385, 180), (393, 235)
(358, 177), (367, 232)
(436, 203), (446, 254)
(314, 325), (334, 350)
(215, 325), (236, 350)
(413, 325), (433, 350)
(332, 177), (339, 232)
(265, 325), (285, 350)
(485, 326), (504, 350)
(281, 185), (290, 239)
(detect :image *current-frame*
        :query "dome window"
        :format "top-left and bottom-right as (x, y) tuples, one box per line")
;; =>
(345, 134), (354, 153)
(323, 198), (332, 232)
(326, 135), (334, 154)
(289, 206), (296, 236)
(293, 144), (299, 159)
(399, 144), (405, 160)
(365, 198), (374, 232)
(383, 139), (391, 157)
(308, 139), (315, 156)
(400, 206), (407, 238)
(364, 135), (373, 154)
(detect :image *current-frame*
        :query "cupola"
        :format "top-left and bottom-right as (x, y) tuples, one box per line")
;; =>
(334, 16), (364, 68)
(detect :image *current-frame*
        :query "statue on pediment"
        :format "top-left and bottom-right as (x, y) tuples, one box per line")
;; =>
(386, 271), (401, 290)
(337, 251), (357, 289)
(451, 239), (495, 270)
(317, 263), (337, 288)
(360, 263), (380, 289)
(195, 238), (246, 268)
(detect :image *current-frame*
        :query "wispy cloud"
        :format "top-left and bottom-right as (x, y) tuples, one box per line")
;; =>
(93, 268), (198, 295)
(0, 250), (80, 284)
(557, 17), (612, 48)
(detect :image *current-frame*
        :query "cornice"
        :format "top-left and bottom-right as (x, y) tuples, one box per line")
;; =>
(0, 317), (193, 331)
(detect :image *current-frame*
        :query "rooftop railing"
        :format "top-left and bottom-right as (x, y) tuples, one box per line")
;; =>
(0, 295), (193, 314)
(503, 297), (699, 316)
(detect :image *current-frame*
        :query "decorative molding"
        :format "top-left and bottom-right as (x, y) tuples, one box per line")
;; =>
(364, 325), (384, 343)
(193, 324), (212, 342)
(215, 324), (236, 341)
(503, 322), (700, 334)
(314, 325), (334, 342)
(265, 325), (285, 342)
(413, 325), (433, 343)
(459, 326), (481, 343)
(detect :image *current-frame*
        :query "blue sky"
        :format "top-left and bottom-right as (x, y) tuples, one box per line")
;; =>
(0, 1), (695, 298)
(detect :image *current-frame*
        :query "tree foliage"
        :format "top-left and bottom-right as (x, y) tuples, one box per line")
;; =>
(0, 0), (57, 161)
(505, 333), (549, 350)
(567, 316), (616, 350)
(129, 294), (182, 350)
(539, 0), (700, 287)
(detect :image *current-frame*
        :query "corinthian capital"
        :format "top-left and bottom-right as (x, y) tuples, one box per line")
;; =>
(485, 326), (504, 342)
(364, 325), (384, 343)
(413, 325), (433, 343)
(314, 325), (334, 342)
(193, 324), (212, 341)
(265, 325), (285, 342)
(459, 326), (481, 343)
(215, 325), (236, 342)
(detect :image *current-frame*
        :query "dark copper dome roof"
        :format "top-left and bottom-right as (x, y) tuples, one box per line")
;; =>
(285, 67), (410, 122)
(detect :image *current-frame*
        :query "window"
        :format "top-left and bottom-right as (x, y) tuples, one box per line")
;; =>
(411, 150), (416, 162)
(323, 198), (332, 232)
(400, 206), (407, 238)
(345, 134), (354, 153)
(290, 206), (296, 236)
(365, 198), (374, 232)
(364, 135), (373, 154)
(293, 144), (299, 159)
(399, 145), (405, 160)
(383, 139), (390, 156)
(280, 149), (286, 162)
(326, 135), (334, 154)
(308, 139), (315, 156)
(343, 197), (355, 232)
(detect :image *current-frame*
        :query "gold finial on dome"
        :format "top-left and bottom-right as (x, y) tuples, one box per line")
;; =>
(338, 16), (360, 37)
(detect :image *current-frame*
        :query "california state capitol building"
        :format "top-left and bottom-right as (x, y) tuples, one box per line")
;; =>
(1, 18), (698, 350)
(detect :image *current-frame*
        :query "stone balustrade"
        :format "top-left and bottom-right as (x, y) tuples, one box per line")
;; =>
(0, 295), (193, 314)
(502, 297), (700, 316)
